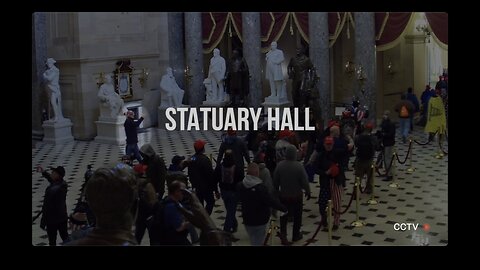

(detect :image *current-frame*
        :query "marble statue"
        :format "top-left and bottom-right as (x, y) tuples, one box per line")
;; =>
(43, 58), (65, 122)
(208, 48), (226, 102)
(265, 42), (287, 102)
(98, 73), (124, 118)
(159, 67), (185, 108)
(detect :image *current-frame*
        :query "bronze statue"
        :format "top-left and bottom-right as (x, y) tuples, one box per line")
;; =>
(226, 49), (249, 107)
(287, 47), (314, 108)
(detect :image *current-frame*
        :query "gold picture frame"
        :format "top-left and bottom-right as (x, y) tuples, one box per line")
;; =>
(115, 72), (133, 99)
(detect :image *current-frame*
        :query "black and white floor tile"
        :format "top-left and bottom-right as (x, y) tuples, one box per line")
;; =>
(32, 128), (447, 246)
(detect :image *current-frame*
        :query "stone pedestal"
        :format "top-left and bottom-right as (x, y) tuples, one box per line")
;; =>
(263, 95), (289, 105)
(142, 89), (161, 128)
(42, 118), (74, 144)
(95, 115), (126, 145)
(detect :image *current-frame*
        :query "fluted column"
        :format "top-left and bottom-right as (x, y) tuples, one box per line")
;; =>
(32, 12), (47, 140)
(184, 12), (204, 106)
(168, 12), (185, 90)
(354, 12), (376, 123)
(242, 12), (262, 108)
(309, 12), (330, 127)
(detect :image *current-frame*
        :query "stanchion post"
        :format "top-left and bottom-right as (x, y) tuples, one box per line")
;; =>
(270, 219), (278, 246)
(351, 177), (365, 227)
(389, 152), (400, 188)
(407, 139), (415, 173)
(367, 163), (378, 205)
(327, 200), (332, 246)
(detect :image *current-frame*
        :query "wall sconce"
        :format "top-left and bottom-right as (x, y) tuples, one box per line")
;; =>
(356, 64), (366, 82)
(137, 68), (149, 88)
(387, 61), (395, 75)
(96, 71), (106, 87)
(185, 65), (193, 86)
(345, 61), (355, 76)
(415, 24), (431, 43)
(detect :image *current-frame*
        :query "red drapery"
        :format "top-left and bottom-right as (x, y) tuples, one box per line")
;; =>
(375, 12), (412, 47)
(260, 13), (290, 52)
(202, 12), (229, 54)
(291, 12), (346, 46)
(426, 13), (448, 45)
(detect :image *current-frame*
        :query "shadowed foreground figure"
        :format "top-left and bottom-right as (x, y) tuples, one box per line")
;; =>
(177, 189), (232, 246)
(68, 167), (138, 246)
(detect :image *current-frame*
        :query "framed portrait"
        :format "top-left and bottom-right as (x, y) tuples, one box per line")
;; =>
(116, 72), (132, 98)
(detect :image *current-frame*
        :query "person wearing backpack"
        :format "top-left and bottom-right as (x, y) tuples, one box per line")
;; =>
(133, 164), (158, 244)
(354, 122), (378, 194)
(395, 94), (415, 143)
(215, 149), (242, 234)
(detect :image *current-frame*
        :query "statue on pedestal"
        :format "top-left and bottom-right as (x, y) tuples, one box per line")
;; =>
(208, 48), (226, 102)
(43, 58), (65, 122)
(98, 73), (125, 118)
(159, 67), (185, 108)
(288, 47), (313, 108)
(226, 49), (249, 107)
(265, 42), (287, 102)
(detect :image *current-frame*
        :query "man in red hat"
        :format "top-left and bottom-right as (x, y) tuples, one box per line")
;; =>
(188, 140), (217, 215)
(312, 136), (345, 230)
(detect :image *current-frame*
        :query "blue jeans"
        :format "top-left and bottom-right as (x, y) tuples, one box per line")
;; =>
(399, 118), (410, 140)
(126, 144), (142, 163)
(221, 189), (238, 232)
(245, 224), (268, 246)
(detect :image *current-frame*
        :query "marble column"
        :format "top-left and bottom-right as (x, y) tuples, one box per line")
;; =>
(32, 12), (47, 140)
(309, 12), (330, 127)
(184, 12), (204, 106)
(242, 12), (262, 108)
(168, 12), (185, 90)
(354, 12), (376, 123)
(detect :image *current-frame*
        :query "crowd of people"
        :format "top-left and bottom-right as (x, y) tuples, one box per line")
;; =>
(35, 77), (448, 246)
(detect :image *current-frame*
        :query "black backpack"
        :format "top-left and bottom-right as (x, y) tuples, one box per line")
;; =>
(355, 134), (374, 160)
(146, 199), (169, 245)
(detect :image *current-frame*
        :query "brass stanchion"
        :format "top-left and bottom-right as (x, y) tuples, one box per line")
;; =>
(327, 200), (333, 246)
(407, 139), (416, 173)
(389, 152), (400, 188)
(367, 164), (378, 205)
(270, 219), (278, 246)
(351, 177), (365, 227)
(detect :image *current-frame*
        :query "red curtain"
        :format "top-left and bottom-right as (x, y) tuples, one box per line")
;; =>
(291, 12), (345, 43)
(375, 12), (412, 46)
(260, 12), (290, 51)
(230, 12), (243, 41)
(202, 12), (229, 53)
(426, 13), (448, 45)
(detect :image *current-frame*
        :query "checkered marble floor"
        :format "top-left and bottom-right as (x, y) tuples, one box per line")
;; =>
(32, 127), (448, 246)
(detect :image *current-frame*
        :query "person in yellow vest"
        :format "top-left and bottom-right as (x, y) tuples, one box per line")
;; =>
(425, 88), (447, 143)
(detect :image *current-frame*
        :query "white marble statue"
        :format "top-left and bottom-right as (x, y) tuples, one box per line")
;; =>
(160, 67), (185, 108)
(208, 48), (226, 102)
(98, 73), (125, 118)
(265, 42), (287, 101)
(43, 58), (65, 122)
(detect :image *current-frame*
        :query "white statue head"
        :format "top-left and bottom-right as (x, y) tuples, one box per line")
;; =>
(166, 67), (173, 76)
(270, 42), (277, 51)
(213, 48), (220, 56)
(104, 73), (113, 84)
(46, 58), (56, 67)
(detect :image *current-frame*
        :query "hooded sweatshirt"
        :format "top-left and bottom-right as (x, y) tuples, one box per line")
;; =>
(273, 144), (310, 198)
(139, 144), (167, 197)
(237, 175), (287, 226)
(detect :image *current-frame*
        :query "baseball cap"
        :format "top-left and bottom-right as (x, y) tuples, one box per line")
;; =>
(194, 140), (206, 152)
